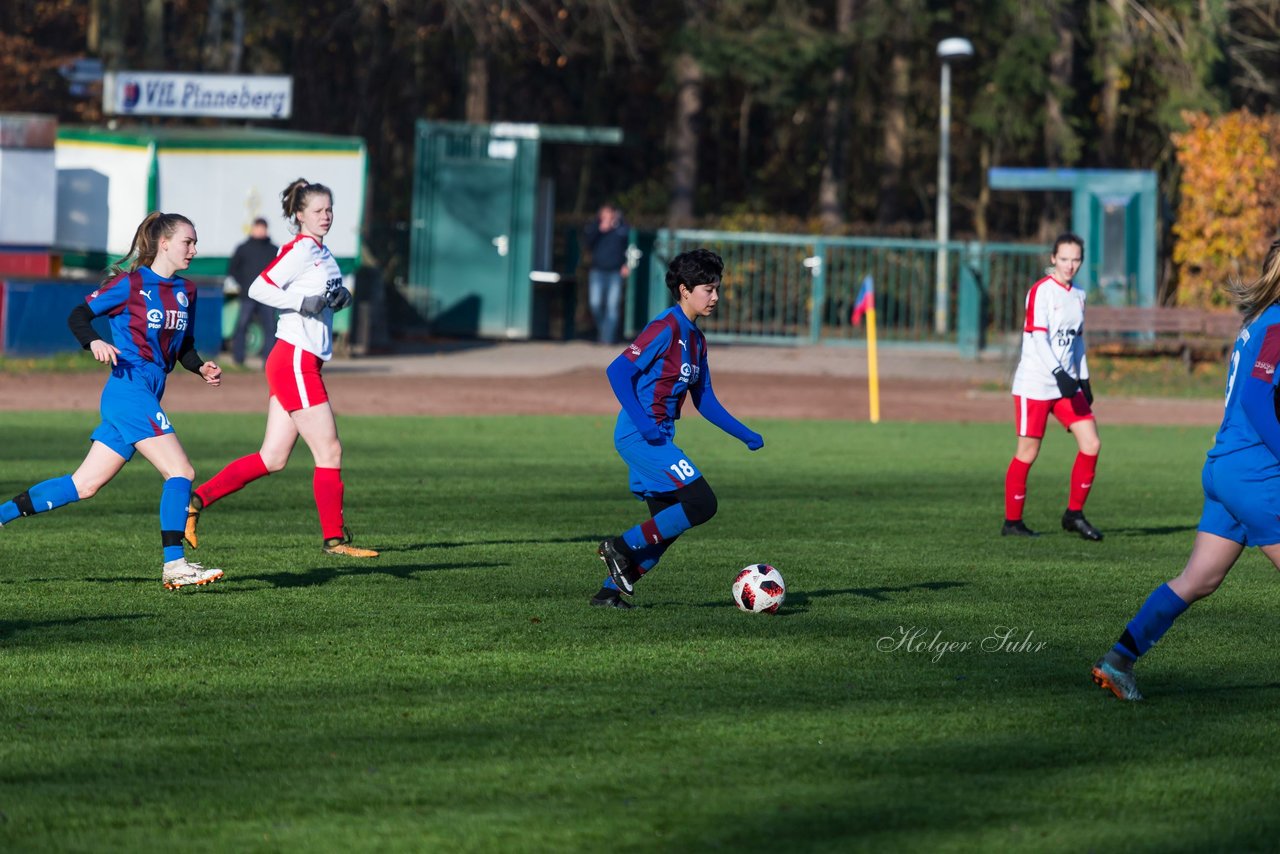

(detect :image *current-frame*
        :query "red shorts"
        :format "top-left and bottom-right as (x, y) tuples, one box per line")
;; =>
(1014, 392), (1093, 438)
(265, 340), (329, 412)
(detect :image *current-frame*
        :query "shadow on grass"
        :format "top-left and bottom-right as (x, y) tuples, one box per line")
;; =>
(238, 560), (506, 589)
(675, 580), (970, 613)
(2, 576), (158, 584)
(1102, 524), (1198, 536)
(787, 580), (969, 606)
(1160, 680), (1280, 698)
(374, 534), (611, 554)
(0, 613), (154, 640)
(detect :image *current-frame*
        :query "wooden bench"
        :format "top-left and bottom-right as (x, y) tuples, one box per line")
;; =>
(1087, 306), (1242, 369)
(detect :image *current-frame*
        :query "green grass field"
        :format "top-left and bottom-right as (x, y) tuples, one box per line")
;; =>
(2, 411), (1278, 852)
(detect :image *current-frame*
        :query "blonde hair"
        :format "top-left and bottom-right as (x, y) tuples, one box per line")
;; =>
(281, 178), (333, 230)
(1224, 239), (1280, 327)
(106, 212), (194, 280)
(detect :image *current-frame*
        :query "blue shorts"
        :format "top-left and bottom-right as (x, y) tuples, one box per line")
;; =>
(1198, 457), (1280, 546)
(90, 362), (173, 462)
(615, 427), (703, 498)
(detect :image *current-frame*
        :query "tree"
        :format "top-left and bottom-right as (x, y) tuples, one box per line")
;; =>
(1172, 110), (1280, 309)
(817, 0), (856, 229)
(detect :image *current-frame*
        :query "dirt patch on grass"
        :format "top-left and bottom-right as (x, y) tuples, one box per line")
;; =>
(0, 365), (1223, 428)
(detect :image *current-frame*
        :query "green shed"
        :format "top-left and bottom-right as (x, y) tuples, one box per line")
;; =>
(408, 120), (622, 339)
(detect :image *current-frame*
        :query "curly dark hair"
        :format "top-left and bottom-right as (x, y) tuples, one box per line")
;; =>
(665, 248), (724, 301)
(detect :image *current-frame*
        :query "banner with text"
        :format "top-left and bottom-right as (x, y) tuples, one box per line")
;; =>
(103, 72), (292, 119)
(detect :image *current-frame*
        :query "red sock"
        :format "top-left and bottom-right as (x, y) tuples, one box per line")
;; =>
(1068, 452), (1099, 511)
(195, 453), (269, 508)
(1005, 457), (1031, 521)
(314, 467), (345, 540)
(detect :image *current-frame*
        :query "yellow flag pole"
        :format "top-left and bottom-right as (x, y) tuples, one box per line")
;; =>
(866, 307), (881, 424)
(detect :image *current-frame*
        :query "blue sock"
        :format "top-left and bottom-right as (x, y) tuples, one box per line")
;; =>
(160, 477), (191, 563)
(1114, 583), (1190, 661)
(621, 504), (693, 552)
(0, 475), (79, 524)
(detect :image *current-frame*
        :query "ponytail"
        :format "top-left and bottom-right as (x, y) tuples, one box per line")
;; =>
(281, 178), (333, 231)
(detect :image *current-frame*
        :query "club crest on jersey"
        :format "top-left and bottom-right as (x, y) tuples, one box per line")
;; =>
(176, 292), (189, 308)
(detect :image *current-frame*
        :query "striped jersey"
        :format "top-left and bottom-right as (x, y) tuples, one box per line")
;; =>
(250, 234), (343, 361)
(83, 267), (197, 373)
(620, 306), (707, 428)
(1208, 303), (1280, 467)
(1011, 274), (1087, 399)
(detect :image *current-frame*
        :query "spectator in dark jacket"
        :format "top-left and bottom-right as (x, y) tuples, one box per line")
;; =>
(228, 217), (279, 366)
(583, 203), (630, 344)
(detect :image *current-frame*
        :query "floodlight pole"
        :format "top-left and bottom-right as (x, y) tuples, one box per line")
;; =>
(934, 37), (973, 336)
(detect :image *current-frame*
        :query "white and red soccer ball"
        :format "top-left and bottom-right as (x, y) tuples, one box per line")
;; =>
(732, 564), (786, 614)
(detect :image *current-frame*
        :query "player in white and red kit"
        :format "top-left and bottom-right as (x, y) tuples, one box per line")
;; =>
(183, 179), (378, 558)
(1003, 233), (1103, 540)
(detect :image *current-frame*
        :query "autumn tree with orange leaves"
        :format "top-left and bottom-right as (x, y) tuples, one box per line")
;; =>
(1173, 111), (1280, 309)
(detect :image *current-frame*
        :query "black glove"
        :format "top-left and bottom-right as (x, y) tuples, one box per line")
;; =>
(1053, 367), (1080, 399)
(1079, 378), (1093, 405)
(328, 286), (353, 311)
(299, 294), (329, 316)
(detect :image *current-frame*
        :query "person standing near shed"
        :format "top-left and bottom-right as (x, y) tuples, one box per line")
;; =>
(228, 217), (278, 367)
(583, 202), (630, 345)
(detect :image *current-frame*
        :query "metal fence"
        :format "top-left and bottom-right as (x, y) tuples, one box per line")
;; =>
(646, 230), (1049, 355)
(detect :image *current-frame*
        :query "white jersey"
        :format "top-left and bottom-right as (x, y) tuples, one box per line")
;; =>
(1011, 275), (1088, 400)
(248, 234), (342, 361)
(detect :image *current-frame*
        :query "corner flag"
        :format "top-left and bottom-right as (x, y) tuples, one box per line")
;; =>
(852, 275), (875, 326)
(851, 275), (880, 424)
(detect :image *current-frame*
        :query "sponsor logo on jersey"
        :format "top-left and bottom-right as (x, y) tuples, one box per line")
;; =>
(140, 289), (153, 301)
(1255, 359), (1275, 377)
(147, 308), (188, 331)
(629, 344), (642, 357)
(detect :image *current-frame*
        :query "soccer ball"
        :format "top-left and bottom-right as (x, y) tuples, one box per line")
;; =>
(732, 564), (786, 614)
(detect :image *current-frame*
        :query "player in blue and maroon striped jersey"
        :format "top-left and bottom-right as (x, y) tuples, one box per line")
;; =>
(592, 248), (764, 609)
(0, 213), (225, 590)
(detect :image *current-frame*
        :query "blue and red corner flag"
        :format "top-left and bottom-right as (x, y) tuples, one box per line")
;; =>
(852, 275), (875, 326)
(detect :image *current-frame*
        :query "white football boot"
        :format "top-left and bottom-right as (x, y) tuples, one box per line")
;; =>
(162, 557), (224, 590)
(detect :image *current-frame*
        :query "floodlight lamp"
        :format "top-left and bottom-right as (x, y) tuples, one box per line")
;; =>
(936, 38), (974, 61)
